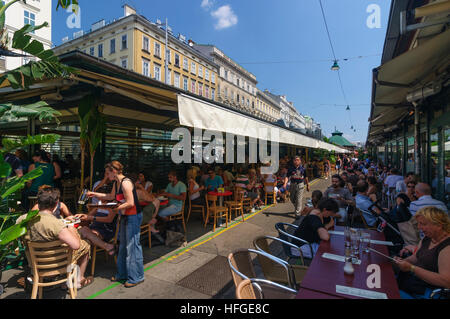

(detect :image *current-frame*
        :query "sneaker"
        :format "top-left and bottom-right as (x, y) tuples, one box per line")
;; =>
(251, 208), (256, 213)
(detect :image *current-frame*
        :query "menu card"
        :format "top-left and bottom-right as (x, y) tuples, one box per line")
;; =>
(336, 285), (388, 299)
(322, 253), (361, 265)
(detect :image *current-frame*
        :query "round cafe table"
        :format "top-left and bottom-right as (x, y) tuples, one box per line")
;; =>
(207, 191), (233, 206)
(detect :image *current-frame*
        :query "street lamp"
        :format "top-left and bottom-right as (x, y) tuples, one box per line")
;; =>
(331, 60), (340, 71)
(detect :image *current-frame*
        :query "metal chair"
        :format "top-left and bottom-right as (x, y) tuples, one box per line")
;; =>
(227, 249), (295, 292)
(205, 194), (228, 232)
(26, 240), (78, 299)
(91, 215), (120, 276)
(275, 222), (314, 263)
(253, 236), (309, 290)
(236, 278), (297, 299)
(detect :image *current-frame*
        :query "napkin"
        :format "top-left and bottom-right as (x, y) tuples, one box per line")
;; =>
(336, 285), (388, 299)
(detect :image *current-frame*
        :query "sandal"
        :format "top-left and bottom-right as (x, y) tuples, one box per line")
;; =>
(78, 276), (94, 290)
(150, 225), (160, 234)
(111, 275), (126, 283)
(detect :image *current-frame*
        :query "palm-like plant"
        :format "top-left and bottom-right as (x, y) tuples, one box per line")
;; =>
(0, 0), (79, 289)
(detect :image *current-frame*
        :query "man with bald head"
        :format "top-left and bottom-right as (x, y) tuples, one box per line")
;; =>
(409, 182), (448, 216)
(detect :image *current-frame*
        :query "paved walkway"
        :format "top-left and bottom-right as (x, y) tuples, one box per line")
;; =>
(0, 177), (331, 299)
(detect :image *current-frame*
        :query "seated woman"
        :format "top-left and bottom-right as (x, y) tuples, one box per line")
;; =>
(74, 171), (117, 255)
(130, 173), (160, 233)
(301, 190), (323, 216)
(187, 169), (205, 206)
(394, 206), (450, 298)
(292, 198), (339, 259)
(387, 193), (412, 223)
(31, 185), (71, 219)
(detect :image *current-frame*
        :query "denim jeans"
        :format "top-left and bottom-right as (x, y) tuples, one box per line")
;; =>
(116, 213), (144, 284)
(158, 204), (181, 217)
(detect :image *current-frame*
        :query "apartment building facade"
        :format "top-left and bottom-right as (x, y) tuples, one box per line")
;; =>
(53, 5), (218, 101)
(193, 44), (257, 114)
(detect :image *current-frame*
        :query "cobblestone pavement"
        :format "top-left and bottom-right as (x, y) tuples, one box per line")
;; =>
(0, 177), (331, 299)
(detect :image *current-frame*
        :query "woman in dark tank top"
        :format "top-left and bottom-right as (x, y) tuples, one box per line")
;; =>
(394, 207), (450, 297)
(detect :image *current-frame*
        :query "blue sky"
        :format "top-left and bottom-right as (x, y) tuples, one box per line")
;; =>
(51, 0), (391, 143)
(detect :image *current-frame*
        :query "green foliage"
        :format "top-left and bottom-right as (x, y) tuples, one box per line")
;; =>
(56, 0), (79, 11)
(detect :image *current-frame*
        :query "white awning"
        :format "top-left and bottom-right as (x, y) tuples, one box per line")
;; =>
(177, 93), (350, 153)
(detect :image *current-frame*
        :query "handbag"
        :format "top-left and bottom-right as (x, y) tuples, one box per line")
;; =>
(397, 218), (421, 246)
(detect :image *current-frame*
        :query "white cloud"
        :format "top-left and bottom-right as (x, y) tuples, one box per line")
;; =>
(211, 5), (238, 30)
(201, 0), (213, 10)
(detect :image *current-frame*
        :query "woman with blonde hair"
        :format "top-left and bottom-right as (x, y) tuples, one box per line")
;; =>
(394, 206), (450, 298)
(187, 168), (204, 206)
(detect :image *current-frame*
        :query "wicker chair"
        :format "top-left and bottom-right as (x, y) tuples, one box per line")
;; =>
(26, 240), (78, 299)
(253, 236), (308, 289)
(236, 278), (297, 299)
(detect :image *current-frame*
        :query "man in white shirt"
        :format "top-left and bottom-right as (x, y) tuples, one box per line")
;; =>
(396, 172), (416, 194)
(409, 183), (448, 216)
(384, 168), (404, 195)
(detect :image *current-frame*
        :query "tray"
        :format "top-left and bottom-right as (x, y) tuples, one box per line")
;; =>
(87, 202), (119, 208)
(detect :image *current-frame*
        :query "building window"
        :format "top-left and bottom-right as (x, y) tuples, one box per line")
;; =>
(154, 64), (161, 81)
(247, 99), (250, 107)
(166, 48), (171, 64)
(174, 53), (180, 67)
(205, 69), (209, 81)
(191, 62), (196, 75)
(191, 80), (196, 94)
(174, 72), (180, 88)
(225, 88), (228, 99)
(121, 34), (127, 50)
(142, 59), (150, 77)
(90, 47), (95, 56)
(154, 43), (161, 57)
(211, 88), (215, 100)
(121, 58), (128, 69)
(143, 36), (149, 52)
(205, 86), (209, 99)
(237, 78), (240, 87)
(183, 77), (188, 91)
(167, 69), (171, 85)
(198, 65), (203, 78)
(211, 73), (215, 84)
(110, 38), (116, 54)
(24, 10), (35, 30)
(242, 97), (245, 105)
(225, 70), (228, 81)
(198, 83), (203, 96)
(183, 57), (188, 70)
(98, 44), (103, 58)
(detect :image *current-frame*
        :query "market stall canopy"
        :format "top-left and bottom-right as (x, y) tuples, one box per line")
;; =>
(178, 93), (350, 153)
(368, 28), (450, 140)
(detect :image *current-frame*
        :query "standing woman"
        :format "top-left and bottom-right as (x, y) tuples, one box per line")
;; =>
(87, 161), (144, 288)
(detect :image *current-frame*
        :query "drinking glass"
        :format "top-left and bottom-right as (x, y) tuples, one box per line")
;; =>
(361, 232), (371, 253)
(344, 227), (351, 248)
(351, 231), (360, 256)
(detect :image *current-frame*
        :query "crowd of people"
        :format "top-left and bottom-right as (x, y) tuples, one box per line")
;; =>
(9, 147), (450, 298)
(292, 155), (450, 298)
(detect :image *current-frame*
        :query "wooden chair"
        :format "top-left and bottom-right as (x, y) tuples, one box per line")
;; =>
(186, 194), (205, 225)
(91, 215), (121, 276)
(26, 240), (78, 299)
(167, 200), (187, 239)
(224, 189), (245, 223)
(28, 196), (38, 209)
(356, 208), (378, 231)
(236, 187), (252, 213)
(205, 194), (229, 232)
(140, 218), (152, 249)
(264, 182), (277, 206)
(61, 180), (78, 211)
